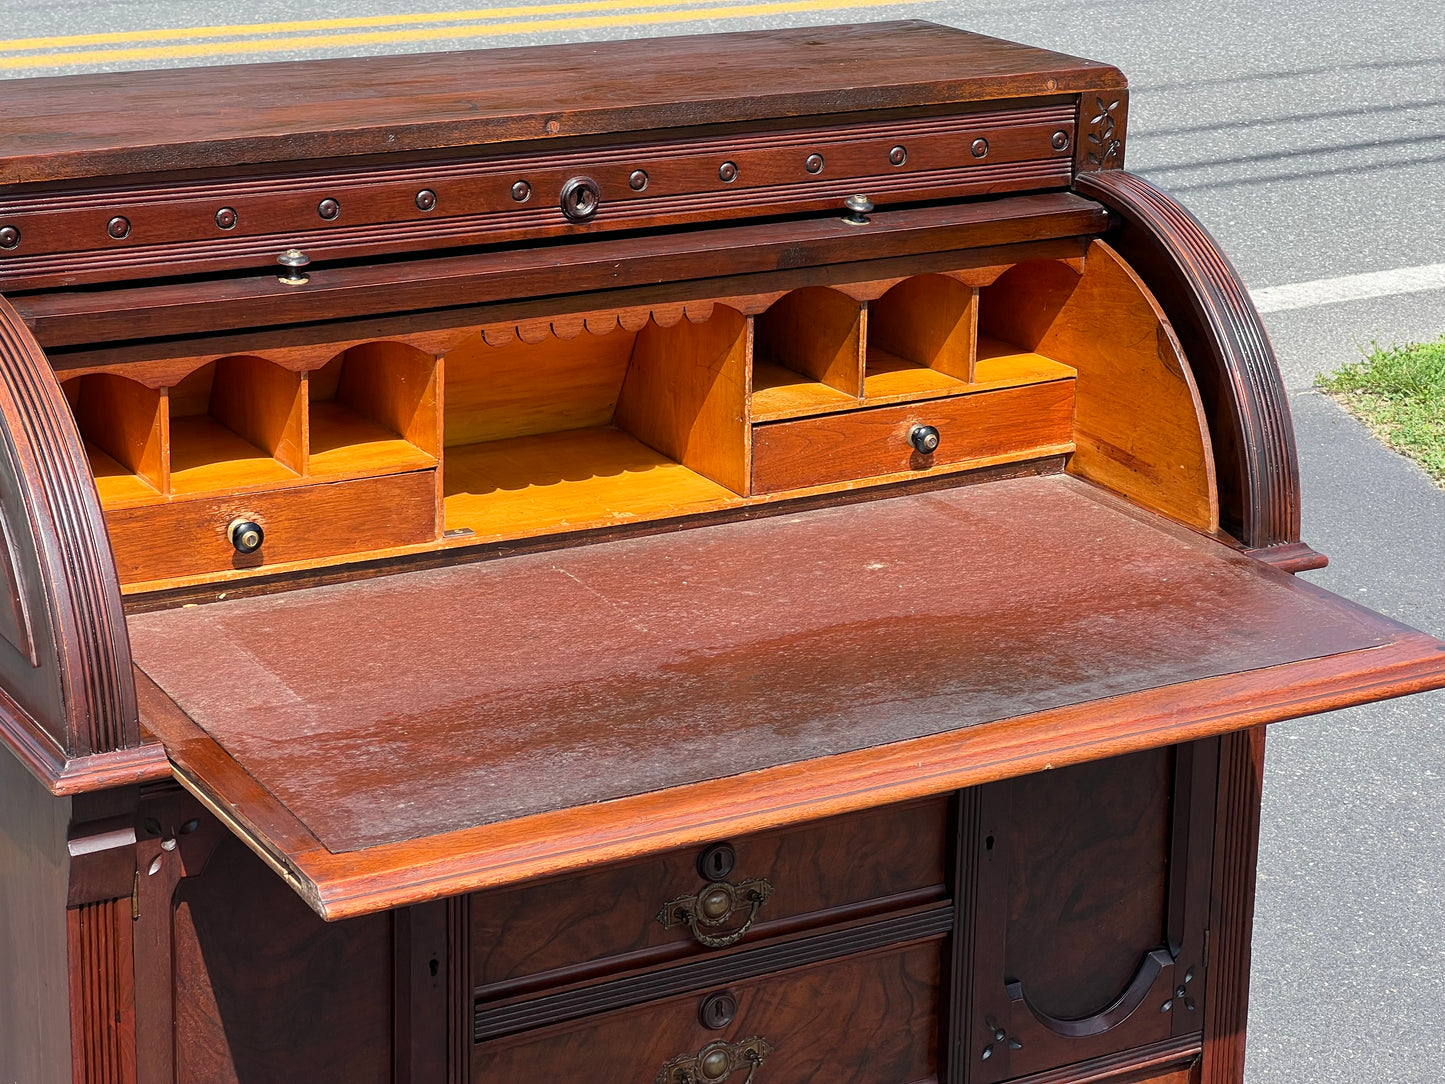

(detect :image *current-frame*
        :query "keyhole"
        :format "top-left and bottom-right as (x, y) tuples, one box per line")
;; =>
(428, 957), (439, 978)
(696, 842), (736, 881)
(559, 177), (601, 223)
(985, 835), (995, 851)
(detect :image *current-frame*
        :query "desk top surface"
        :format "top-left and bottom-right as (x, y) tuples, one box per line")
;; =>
(0, 21), (1124, 185)
(128, 473), (1445, 919)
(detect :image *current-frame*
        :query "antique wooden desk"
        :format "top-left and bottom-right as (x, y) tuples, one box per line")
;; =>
(1, 22), (1441, 1084)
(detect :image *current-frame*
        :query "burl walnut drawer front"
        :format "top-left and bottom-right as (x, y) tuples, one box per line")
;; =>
(750, 379), (1075, 493)
(472, 937), (943, 1083)
(471, 798), (947, 993)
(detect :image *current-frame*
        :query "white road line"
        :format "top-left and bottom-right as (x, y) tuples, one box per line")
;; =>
(1251, 263), (1445, 313)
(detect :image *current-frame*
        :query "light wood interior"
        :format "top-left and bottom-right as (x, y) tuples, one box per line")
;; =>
(864, 274), (976, 402)
(979, 245), (1219, 531)
(168, 358), (303, 496)
(308, 342), (439, 479)
(60, 251), (1219, 591)
(442, 308), (749, 539)
(62, 373), (166, 507)
(751, 287), (864, 420)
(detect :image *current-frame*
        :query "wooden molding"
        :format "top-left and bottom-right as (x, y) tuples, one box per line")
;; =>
(0, 294), (140, 793)
(67, 897), (137, 1084)
(1199, 727), (1266, 1084)
(1074, 171), (1299, 550)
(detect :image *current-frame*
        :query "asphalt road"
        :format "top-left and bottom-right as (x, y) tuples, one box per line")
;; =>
(4, 1), (1444, 1079)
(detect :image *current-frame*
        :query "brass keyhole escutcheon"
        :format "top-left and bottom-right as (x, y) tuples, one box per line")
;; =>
(657, 876), (774, 949)
(560, 176), (601, 223)
(657, 1037), (772, 1084)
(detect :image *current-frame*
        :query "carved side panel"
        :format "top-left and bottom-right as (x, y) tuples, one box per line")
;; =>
(67, 898), (137, 1084)
(0, 294), (138, 787)
(1073, 171), (1299, 550)
(1075, 90), (1129, 174)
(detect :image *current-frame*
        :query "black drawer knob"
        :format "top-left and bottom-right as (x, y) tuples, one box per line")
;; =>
(909, 424), (941, 455)
(228, 518), (264, 554)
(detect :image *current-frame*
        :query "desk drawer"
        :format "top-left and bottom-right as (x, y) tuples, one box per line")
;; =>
(103, 469), (437, 584)
(750, 380), (1074, 493)
(472, 936), (943, 1082)
(471, 798), (947, 993)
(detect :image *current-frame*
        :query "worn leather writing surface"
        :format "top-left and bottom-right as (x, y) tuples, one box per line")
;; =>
(128, 476), (1383, 853)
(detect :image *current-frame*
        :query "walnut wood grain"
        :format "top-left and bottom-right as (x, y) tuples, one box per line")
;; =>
(129, 476), (1445, 919)
(968, 745), (1213, 1080)
(471, 798), (946, 995)
(1003, 1035), (1200, 1084)
(0, 294), (141, 793)
(476, 904), (953, 1042)
(171, 834), (394, 1084)
(1198, 727), (1266, 1084)
(15, 196), (1110, 350)
(68, 897), (137, 1084)
(0, 22), (1122, 185)
(471, 935), (943, 1082)
(0, 747), (72, 1082)
(1074, 171), (1296, 551)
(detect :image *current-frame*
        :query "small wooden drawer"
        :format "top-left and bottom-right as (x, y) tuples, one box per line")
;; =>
(103, 469), (438, 585)
(750, 379), (1074, 494)
(471, 798), (948, 994)
(472, 936), (944, 1082)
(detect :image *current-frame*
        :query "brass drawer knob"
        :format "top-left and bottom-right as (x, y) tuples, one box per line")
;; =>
(908, 424), (940, 454)
(657, 1037), (772, 1084)
(657, 876), (774, 948)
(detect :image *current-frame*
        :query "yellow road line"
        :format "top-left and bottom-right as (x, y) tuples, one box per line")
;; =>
(0, 1), (741, 52)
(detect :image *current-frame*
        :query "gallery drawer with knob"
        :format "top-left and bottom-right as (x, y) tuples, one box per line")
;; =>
(470, 798), (948, 997)
(750, 379), (1076, 494)
(471, 935), (946, 1083)
(101, 469), (438, 584)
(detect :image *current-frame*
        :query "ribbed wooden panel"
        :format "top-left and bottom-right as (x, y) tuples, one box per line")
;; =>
(1199, 727), (1266, 1084)
(67, 899), (136, 1084)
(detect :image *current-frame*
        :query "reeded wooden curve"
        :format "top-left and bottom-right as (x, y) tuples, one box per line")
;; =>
(0, 293), (157, 793)
(1074, 170), (1299, 549)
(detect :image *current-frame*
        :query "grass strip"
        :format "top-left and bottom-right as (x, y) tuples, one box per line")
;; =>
(1318, 335), (1445, 485)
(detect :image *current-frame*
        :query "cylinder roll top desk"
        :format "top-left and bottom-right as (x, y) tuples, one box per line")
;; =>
(0, 21), (1440, 1084)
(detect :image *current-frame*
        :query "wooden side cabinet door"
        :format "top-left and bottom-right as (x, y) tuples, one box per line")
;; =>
(958, 740), (1217, 1081)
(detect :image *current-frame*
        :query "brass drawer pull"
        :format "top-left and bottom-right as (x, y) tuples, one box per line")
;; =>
(657, 877), (774, 948)
(657, 1037), (772, 1084)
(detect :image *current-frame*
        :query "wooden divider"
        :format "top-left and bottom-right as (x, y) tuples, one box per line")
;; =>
(308, 343), (439, 479)
(865, 274), (976, 402)
(752, 287), (863, 420)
